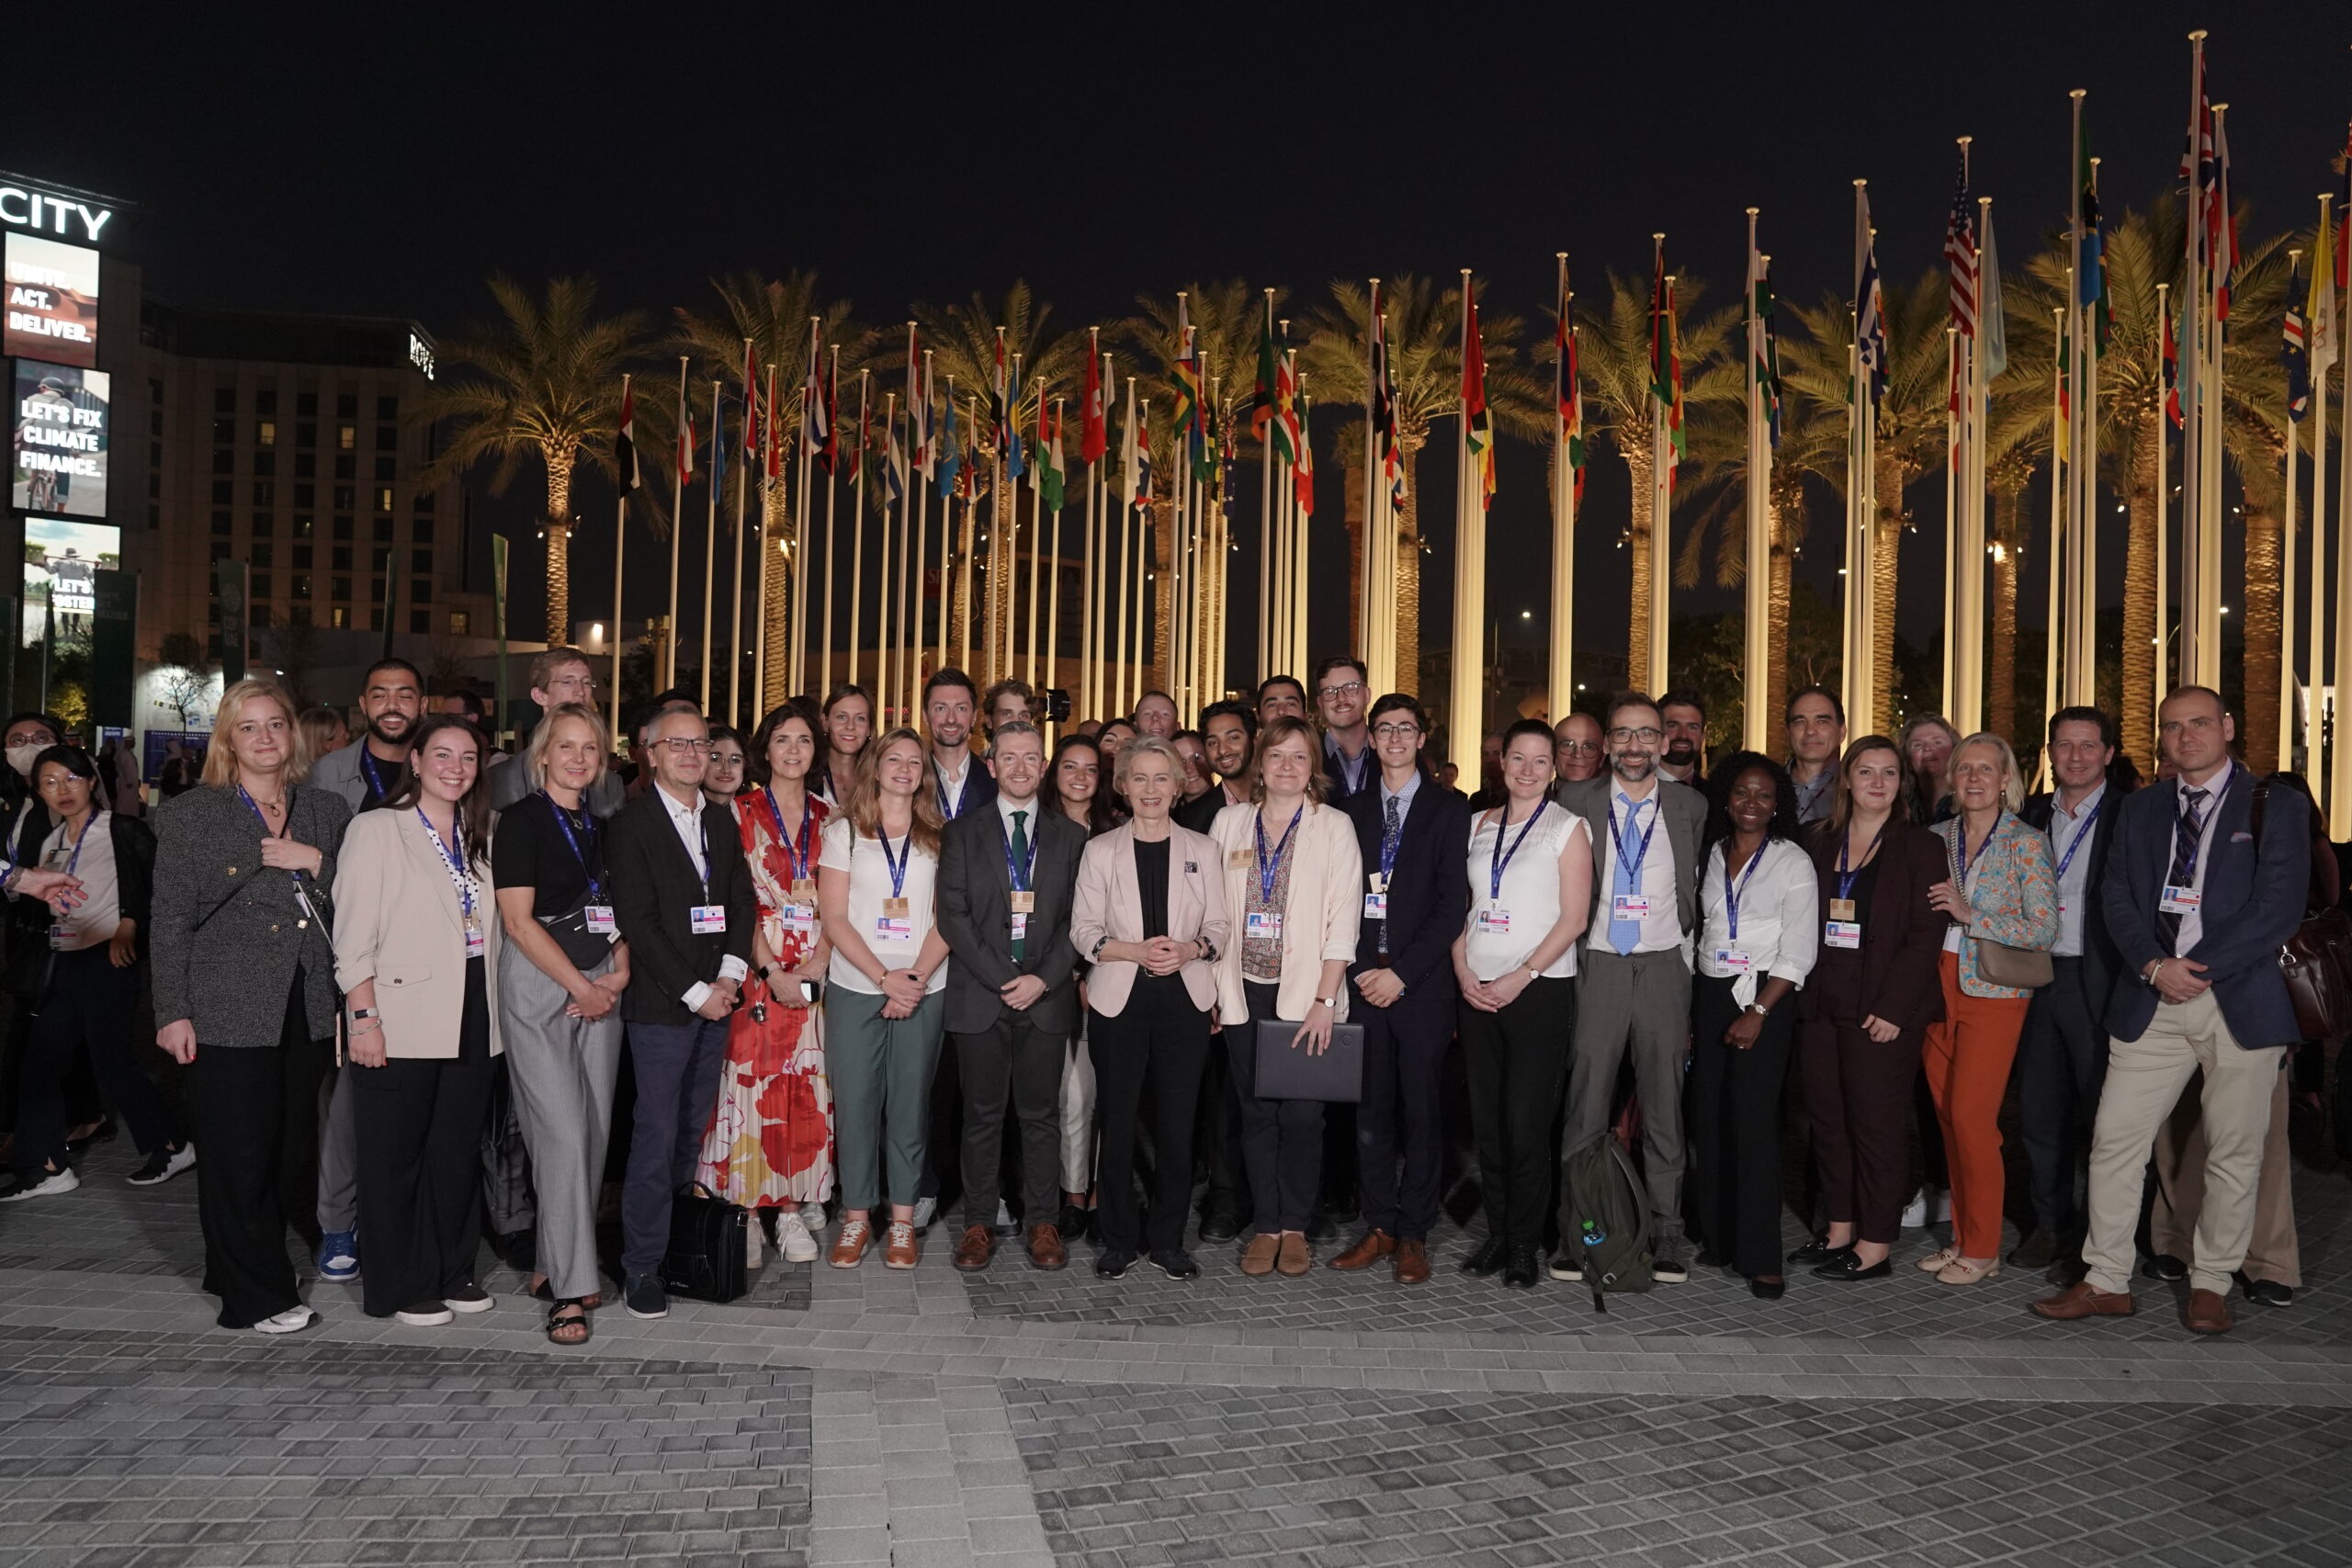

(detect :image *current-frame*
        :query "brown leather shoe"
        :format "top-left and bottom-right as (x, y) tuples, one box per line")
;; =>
(2030, 1280), (2136, 1320)
(828, 1218), (872, 1269)
(1394, 1238), (1430, 1285)
(1276, 1232), (1312, 1277)
(1328, 1229), (1396, 1271)
(1238, 1233), (1281, 1277)
(2186, 1287), (2234, 1335)
(1026, 1224), (1067, 1270)
(952, 1224), (994, 1272)
(884, 1221), (920, 1270)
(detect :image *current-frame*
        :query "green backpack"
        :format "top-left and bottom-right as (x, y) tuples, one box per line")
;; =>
(1559, 1128), (1653, 1312)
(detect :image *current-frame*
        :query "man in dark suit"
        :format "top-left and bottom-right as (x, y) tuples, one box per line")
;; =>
(936, 722), (1086, 1271)
(1329, 694), (1470, 1285)
(2012, 705), (2130, 1274)
(2035, 686), (2309, 1336)
(1552, 692), (1708, 1281)
(925, 668), (996, 819)
(1313, 657), (1374, 806)
(607, 707), (756, 1322)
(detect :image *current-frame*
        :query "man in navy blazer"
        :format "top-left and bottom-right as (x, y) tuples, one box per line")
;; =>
(1329, 694), (1471, 1285)
(2036, 686), (2309, 1336)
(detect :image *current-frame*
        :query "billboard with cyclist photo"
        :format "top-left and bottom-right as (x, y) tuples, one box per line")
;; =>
(4, 233), (101, 367)
(12, 359), (109, 519)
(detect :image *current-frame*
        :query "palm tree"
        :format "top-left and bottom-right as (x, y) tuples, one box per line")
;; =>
(2211, 228), (2295, 770)
(1297, 276), (1546, 695)
(1781, 272), (1951, 727)
(415, 276), (647, 644)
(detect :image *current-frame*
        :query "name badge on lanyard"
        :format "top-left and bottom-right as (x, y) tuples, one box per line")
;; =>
(545, 795), (618, 946)
(1476, 906), (1510, 935)
(1249, 804), (1303, 945)
(1606, 796), (1658, 927)
(876, 830), (915, 942)
(1714, 948), (1753, 972)
(2159, 886), (2202, 915)
(691, 904), (728, 935)
(585, 905), (617, 936)
(46, 816), (94, 949)
(1825, 920), (1862, 949)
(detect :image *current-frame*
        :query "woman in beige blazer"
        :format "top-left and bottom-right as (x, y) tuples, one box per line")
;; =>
(333, 713), (504, 1327)
(1207, 716), (1365, 1278)
(1068, 737), (1228, 1280)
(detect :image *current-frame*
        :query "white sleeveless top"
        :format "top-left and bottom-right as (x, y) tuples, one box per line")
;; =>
(1462, 800), (1590, 982)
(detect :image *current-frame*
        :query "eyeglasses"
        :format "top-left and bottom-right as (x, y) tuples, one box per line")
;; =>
(1317, 682), (1366, 700)
(1372, 722), (1421, 739)
(654, 739), (712, 754)
(1607, 727), (1663, 746)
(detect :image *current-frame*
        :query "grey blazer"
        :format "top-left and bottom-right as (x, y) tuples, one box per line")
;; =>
(936, 801), (1086, 1036)
(150, 783), (351, 1047)
(310, 740), (408, 814)
(1552, 773), (1706, 942)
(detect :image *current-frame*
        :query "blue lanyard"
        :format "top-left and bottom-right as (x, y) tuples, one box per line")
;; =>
(1254, 805), (1304, 903)
(999, 810), (1038, 892)
(357, 747), (402, 804)
(2052, 795), (2103, 883)
(1837, 821), (1885, 902)
(1723, 840), (1768, 940)
(416, 807), (475, 921)
(876, 829), (912, 899)
(1607, 795), (1658, 886)
(1952, 811), (2000, 887)
(540, 791), (605, 902)
(765, 787), (814, 884)
(56, 812), (96, 877)
(1488, 804), (1544, 900)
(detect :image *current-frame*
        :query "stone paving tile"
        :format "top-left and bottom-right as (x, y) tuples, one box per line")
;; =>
(1001, 1378), (2352, 1567)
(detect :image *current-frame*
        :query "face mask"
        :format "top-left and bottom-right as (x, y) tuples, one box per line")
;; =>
(6, 742), (45, 779)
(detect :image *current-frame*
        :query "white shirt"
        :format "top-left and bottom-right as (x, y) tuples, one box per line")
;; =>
(657, 784), (747, 1010)
(1600, 784), (1689, 957)
(934, 751), (974, 817)
(2046, 782), (2108, 959)
(2172, 761), (2232, 957)
(1698, 838), (1819, 1007)
(40, 811), (119, 951)
(1463, 801), (1589, 981)
(820, 815), (946, 995)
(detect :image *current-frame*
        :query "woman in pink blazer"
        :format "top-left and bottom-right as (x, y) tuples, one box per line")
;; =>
(1068, 737), (1230, 1281)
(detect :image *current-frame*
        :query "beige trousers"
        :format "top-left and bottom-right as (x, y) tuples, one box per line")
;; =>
(2149, 1065), (2300, 1287)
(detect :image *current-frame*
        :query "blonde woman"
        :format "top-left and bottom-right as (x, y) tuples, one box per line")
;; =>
(1208, 715), (1364, 1278)
(1919, 732), (2059, 1286)
(150, 680), (349, 1334)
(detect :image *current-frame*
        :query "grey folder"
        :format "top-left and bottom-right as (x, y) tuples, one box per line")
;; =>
(1252, 1019), (1366, 1103)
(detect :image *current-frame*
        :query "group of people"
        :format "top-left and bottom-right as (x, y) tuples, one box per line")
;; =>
(0, 640), (2321, 1343)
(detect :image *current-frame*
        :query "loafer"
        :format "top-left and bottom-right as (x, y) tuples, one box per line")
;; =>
(1304, 1210), (1337, 1243)
(1502, 1246), (1540, 1289)
(1329, 1229), (1396, 1271)
(1749, 1276), (1787, 1301)
(1238, 1234), (1281, 1277)
(1275, 1232), (1312, 1277)
(2030, 1280), (2135, 1319)
(393, 1301), (453, 1326)
(1915, 1246), (1959, 1274)
(884, 1222), (920, 1269)
(1461, 1236), (1508, 1277)
(1935, 1255), (2000, 1287)
(2186, 1287), (2234, 1335)
(1394, 1239), (1431, 1285)
(443, 1283), (493, 1314)
(2142, 1253), (2189, 1283)
(1814, 1254), (1893, 1281)
(1026, 1224), (1068, 1271)
(1149, 1248), (1200, 1280)
(2234, 1270), (2294, 1308)
(829, 1219), (872, 1269)
(952, 1224), (994, 1272)
(1094, 1248), (1135, 1280)
(1059, 1201), (1091, 1241)
(1787, 1235), (1850, 1266)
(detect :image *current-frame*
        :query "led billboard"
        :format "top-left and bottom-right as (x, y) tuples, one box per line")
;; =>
(21, 516), (120, 649)
(11, 360), (108, 519)
(4, 232), (99, 365)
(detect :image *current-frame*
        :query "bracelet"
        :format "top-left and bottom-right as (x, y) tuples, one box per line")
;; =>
(349, 1020), (382, 1036)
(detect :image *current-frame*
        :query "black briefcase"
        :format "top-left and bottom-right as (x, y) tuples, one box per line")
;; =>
(1252, 1018), (1367, 1103)
(659, 1182), (749, 1303)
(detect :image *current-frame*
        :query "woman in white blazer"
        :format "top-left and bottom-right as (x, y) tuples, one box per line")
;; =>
(1069, 737), (1228, 1280)
(1208, 715), (1364, 1278)
(333, 713), (504, 1328)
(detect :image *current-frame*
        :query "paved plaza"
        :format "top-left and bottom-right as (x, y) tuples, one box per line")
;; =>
(6, 1123), (2352, 1567)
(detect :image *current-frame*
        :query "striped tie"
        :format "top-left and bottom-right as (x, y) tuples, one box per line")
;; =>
(1379, 795), (1401, 958)
(2159, 787), (2209, 955)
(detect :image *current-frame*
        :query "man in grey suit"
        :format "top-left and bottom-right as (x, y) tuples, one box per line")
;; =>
(936, 722), (1086, 1272)
(310, 657), (423, 815)
(487, 646), (627, 818)
(1551, 691), (1708, 1282)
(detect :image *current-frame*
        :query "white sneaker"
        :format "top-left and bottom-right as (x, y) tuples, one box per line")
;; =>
(776, 1210), (820, 1263)
(254, 1305), (317, 1335)
(395, 1303), (456, 1326)
(0, 1166), (80, 1202)
(745, 1221), (764, 1270)
(1929, 1189), (1953, 1224)
(799, 1201), (827, 1232)
(911, 1195), (937, 1233)
(1899, 1188), (1928, 1229)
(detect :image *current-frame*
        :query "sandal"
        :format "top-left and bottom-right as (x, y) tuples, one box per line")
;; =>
(545, 1299), (592, 1346)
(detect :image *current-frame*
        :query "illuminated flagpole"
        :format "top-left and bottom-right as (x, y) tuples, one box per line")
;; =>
(959, 394), (978, 672)
(699, 378), (720, 713)
(1361, 280), (1379, 685)
(1942, 325), (1959, 719)
(1743, 221), (1771, 750)
(1046, 394), (1067, 707)
(876, 391), (897, 716)
(2335, 204), (2352, 834)
(2311, 194), (2338, 795)
(2155, 281), (2170, 745)
(2176, 50), (2205, 693)
(1257, 290), (1276, 685)
(1962, 195), (1992, 733)
(728, 347), (752, 726)
(1294, 375), (1312, 678)
(846, 367), (869, 694)
(819, 346), (841, 697)
(754, 363), (775, 721)
(936, 373), (955, 680)
(2045, 305), (2065, 775)
(1115, 385), (1139, 716)
(611, 372), (632, 750)
(1648, 234), (1673, 698)
(668, 355), (689, 689)
(1026, 378), (1045, 690)
(2283, 251), (2303, 775)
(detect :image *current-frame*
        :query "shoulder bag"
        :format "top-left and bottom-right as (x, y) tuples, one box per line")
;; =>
(2252, 780), (2352, 1041)
(1961, 817), (2052, 989)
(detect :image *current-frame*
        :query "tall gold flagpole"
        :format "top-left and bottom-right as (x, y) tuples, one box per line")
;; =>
(699, 377), (720, 713)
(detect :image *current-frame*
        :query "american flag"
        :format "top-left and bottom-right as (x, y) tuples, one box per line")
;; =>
(1943, 149), (1977, 412)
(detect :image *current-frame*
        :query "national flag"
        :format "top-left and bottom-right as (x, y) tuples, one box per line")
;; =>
(2161, 302), (2180, 428)
(615, 377), (640, 490)
(1080, 347), (1107, 465)
(2286, 255), (2312, 423)
(2180, 58), (2215, 272)
(676, 373), (695, 483)
(2210, 110), (2238, 326)
(1121, 381), (1150, 513)
(708, 382), (726, 507)
(802, 331), (831, 474)
(1293, 379), (1317, 515)
(1747, 244), (1782, 448)
(1556, 269), (1587, 501)
(1979, 204), (2008, 381)
(1250, 299), (1277, 441)
(1462, 285), (1495, 510)
(1037, 401), (1066, 512)
(1370, 290), (1406, 508)
(905, 325), (929, 476)
(991, 333), (1024, 479)
(2075, 107), (2104, 324)
(1194, 389), (1217, 484)
(1220, 407), (1238, 510)
(1663, 276), (1686, 478)
(885, 403), (908, 505)
(1171, 297), (1204, 460)
(936, 394), (963, 499)
(1853, 197), (1888, 407)
(2312, 196), (2340, 378)
(763, 365), (781, 483)
(1272, 345), (1300, 465)
(1944, 149), (1977, 411)
(741, 343), (761, 477)
(820, 355), (840, 476)
(2337, 124), (2352, 289)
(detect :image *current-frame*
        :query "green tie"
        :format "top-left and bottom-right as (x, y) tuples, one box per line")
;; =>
(1009, 808), (1029, 963)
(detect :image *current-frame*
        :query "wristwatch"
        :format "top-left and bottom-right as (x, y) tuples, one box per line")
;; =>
(1525, 965), (1542, 984)
(1746, 1002), (1770, 1019)
(1317, 994), (1341, 1009)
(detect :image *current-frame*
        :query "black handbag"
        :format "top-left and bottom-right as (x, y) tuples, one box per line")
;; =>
(2252, 781), (2352, 1042)
(659, 1182), (749, 1303)
(1252, 1018), (1366, 1102)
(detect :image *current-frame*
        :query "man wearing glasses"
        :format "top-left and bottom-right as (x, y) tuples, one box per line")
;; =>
(1313, 657), (1374, 807)
(1552, 692), (1707, 1283)
(490, 646), (624, 818)
(1553, 713), (1604, 788)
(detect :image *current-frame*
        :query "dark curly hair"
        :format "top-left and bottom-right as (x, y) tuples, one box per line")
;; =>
(1700, 750), (1801, 863)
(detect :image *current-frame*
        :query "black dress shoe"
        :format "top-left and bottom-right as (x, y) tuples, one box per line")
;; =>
(1813, 1254), (1892, 1280)
(1094, 1248), (1135, 1280)
(1060, 1202), (1091, 1242)
(1693, 1247), (1725, 1269)
(1748, 1276), (1787, 1301)
(2006, 1230), (2060, 1270)
(1788, 1235), (1852, 1266)
(1502, 1246), (1540, 1289)
(2142, 1253), (2189, 1283)
(2234, 1269), (2294, 1307)
(1305, 1210), (1338, 1243)
(1461, 1235), (1508, 1277)
(1197, 1208), (1242, 1245)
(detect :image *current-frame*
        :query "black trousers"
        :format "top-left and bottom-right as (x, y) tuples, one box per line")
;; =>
(2017, 956), (2109, 1239)
(1800, 1014), (1923, 1246)
(1354, 994), (1453, 1241)
(351, 961), (493, 1316)
(955, 1012), (1066, 1233)
(1230, 980), (1326, 1235)
(189, 982), (331, 1329)
(14, 949), (176, 1177)
(1194, 1033), (1249, 1219)
(1687, 975), (1795, 1278)
(1090, 982), (1210, 1254)
(1458, 976), (1575, 1253)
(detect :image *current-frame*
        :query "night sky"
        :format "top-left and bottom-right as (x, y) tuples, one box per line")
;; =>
(42, 2), (2352, 689)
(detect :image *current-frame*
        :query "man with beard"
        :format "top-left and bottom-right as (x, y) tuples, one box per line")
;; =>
(1314, 657), (1374, 807)
(311, 658), (424, 813)
(1657, 689), (1708, 786)
(1176, 701), (1253, 834)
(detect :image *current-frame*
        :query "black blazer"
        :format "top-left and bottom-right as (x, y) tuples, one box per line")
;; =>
(1796, 817), (1949, 1033)
(1323, 737), (1373, 808)
(937, 801), (1085, 1035)
(2021, 784), (2128, 1024)
(608, 787), (757, 1027)
(1341, 778), (1471, 1008)
(934, 753), (997, 819)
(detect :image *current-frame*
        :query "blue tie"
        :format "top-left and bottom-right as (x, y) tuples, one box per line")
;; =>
(1610, 795), (1645, 955)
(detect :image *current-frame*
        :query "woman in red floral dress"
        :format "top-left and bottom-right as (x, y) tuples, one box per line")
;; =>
(698, 702), (834, 1263)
